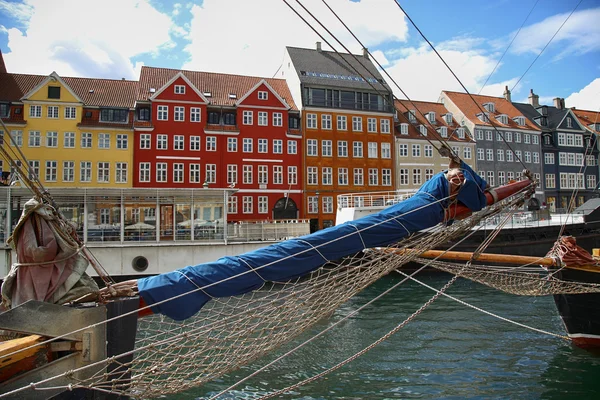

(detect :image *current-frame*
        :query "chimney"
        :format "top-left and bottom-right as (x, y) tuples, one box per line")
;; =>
(0, 49), (6, 74)
(553, 97), (563, 110)
(316, 42), (322, 52)
(503, 85), (511, 102)
(528, 89), (539, 108)
(362, 47), (369, 59)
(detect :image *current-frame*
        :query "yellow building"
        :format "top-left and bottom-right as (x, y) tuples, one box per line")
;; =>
(0, 71), (136, 188)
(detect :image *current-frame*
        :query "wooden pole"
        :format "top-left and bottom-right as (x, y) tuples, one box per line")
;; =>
(407, 249), (557, 267)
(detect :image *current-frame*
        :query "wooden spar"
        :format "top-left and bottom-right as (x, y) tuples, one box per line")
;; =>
(446, 178), (532, 220)
(411, 249), (557, 267)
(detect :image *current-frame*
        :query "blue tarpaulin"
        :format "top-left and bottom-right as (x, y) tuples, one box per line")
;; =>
(139, 161), (487, 320)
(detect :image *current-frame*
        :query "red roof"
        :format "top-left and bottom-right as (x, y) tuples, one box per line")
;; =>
(395, 99), (474, 143)
(572, 108), (600, 134)
(442, 90), (540, 131)
(138, 66), (298, 110)
(0, 73), (45, 102)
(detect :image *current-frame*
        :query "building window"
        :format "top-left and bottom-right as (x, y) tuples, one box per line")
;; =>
(62, 161), (74, 182)
(139, 163), (150, 182)
(44, 161), (57, 182)
(413, 168), (421, 185)
(228, 137), (238, 152)
(29, 105), (42, 118)
(157, 135), (168, 150)
(463, 147), (472, 159)
(368, 142), (378, 158)
(205, 164), (216, 183)
(381, 142), (391, 159)
(307, 166), (318, 185)
(243, 165), (253, 184)
(28, 160), (39, 180)
(258, 196), (268, 214)
(258, 165), (268, 185)
(322, 167), (332, 185)
(425, 144), (433, 158)
(228, 196), (239, 214)
(399, 144), (408, 157)
(410, 144), (420, 158)
(497, 149), (504, 162)
(258, 138), (267, 153)
(174, 106), (185, 121)
(64, 132), (75, 148)
(46, 131), (58, 147)
(273, 139), (283, 154)
(544, 174), (555, 189)
(243, 110), (253, 125)
(137, 107), (150, 121)
(567, 117), (572, 128)
(190, 164), (200, 183)
(206, 136), (216, 151)
(100, 108), (128, 122)
(258, 111), (268, 126)
(288, 166), (297, 185)
(353, 141), (363, 158)
(47, 106), (59, 119)
(425, 169), (434, 181)
(48, 86), (60, 99)
(321, 140), (332, 157)
(154, 163), (167, 183)
(506, 150), (514, 162)
(157, 106), (168, 120)
(307, 196), (318, 213)
(140, 134), (151, 149)
(28, 131), (41, 147)
(190, 107), (201, 122)
(182, 136), (197, 151)
(368, 168), (378, 185)
(353, 116), (363, 132)
(486, 149), (493, 161)
(116, 162), (128, 183)
(98, 162), (110, 183)
(173, 163), (184, 183)
(382, 169), (392, 186)
(334, 115), (347, 131)
(243, 138), (253, 153)
(258, 91), (268, 100)
(322, 197), (333, 214)
(81, 132), (92, 148)
(367, 118), (377, 133)
(380, 119), (390, 134)
(307, 139), (318, 156)
(273, 112), (283, 127)
(400, 123), (408, 135)
(243, 196), (253, 214)
(174, 135), (184, 150)
(533, 152), (539, 164)
(273, 165), (283, 184)
(486, 171), (494, 186)
(497, 171), (506, 185)
(337, 140), (348, 157)
(353, 168), (364, 185)
(307, 113), (317, 129)
(64, 106), (76, 119)
(322, 114), (332, 130)
(174, 85), (185, 94)
(116, 134), (128, 150)
(587, 175), (597, 189)
(399, 168), (408, 185)
(79, 161), (92, 182)
(98, 133), (110, 149)
(287, 140), (297, 154)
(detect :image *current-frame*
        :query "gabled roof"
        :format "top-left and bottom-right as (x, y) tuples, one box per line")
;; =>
(572, 108), (600, 134)
(0, 72), (136, 108)
(21, 71), (83, 103)
(138, 66), (298, 110)
(149, 71), (209, 103)
(286, 46), (391, 93)
(514, 102), (586, 132)
(442, 91), (540, 131)
(235, 79), (289, 108)
(395, 99), (474, 143)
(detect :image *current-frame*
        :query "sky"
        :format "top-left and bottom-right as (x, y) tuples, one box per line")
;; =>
(0, 0), (599, 110)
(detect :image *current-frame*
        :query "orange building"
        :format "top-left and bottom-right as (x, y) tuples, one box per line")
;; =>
(281, 44), (395, 230)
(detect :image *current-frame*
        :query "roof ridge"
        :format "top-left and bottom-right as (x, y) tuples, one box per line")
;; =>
(141, 65), (287, 82)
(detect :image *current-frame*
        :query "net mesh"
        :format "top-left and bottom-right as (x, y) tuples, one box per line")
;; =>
(4, 186), (599, 399)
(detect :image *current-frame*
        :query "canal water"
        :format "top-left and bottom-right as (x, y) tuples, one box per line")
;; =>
(173, 272), (600, 399)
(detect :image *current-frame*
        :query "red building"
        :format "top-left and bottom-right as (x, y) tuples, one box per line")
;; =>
(134, 67), (303, 221)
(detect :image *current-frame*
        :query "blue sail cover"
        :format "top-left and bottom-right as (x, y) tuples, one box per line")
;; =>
(139, 161), (487, 321)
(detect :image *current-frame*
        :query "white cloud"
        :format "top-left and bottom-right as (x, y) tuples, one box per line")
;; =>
(182, 0), (408, 76)
(565, 78), (600, 110)
(508, 8), (600, 59)
(2, 0), (177, 79)
(0, 0), (34, 26)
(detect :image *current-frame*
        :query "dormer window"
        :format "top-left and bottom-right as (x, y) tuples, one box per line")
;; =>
(438, 126), (448, 138)
(419, 125), (427, 136)
(48, 86), (61, 99)
(258, 91), (268, 100)
(477, 112), (490, 123)
(496, 114), (509, 125)
(457, 127), (465, 139)
(408, 110), (416, 122)
(174, 85), (186, 94)
(228, 93), (237, 99)
(400, 123), (408, 135)
(566, 117), (573, 128)
(0, 103), (9, 118)
(513, 116), (526, 126)
(427, 112), (436, 124)
(137, 107), (150, 121)
(483, 102), (495, 113)
(203, 92), (212, 98)
(444, 113), (453, 125)
(100, 108), (128, 123)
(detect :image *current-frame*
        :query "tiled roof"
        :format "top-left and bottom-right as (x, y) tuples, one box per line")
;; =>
(395, 99), (474, 143)
(286, 46), (391, 93)
(63, 77), (138, 108)
(0, 73), (45, 102)
(0, 73), (137, 108)
(573, 108), (600, 134)
(513, 102), (570, 131)
(138, 66), (298, 110)
(442, 91), (540, 131)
